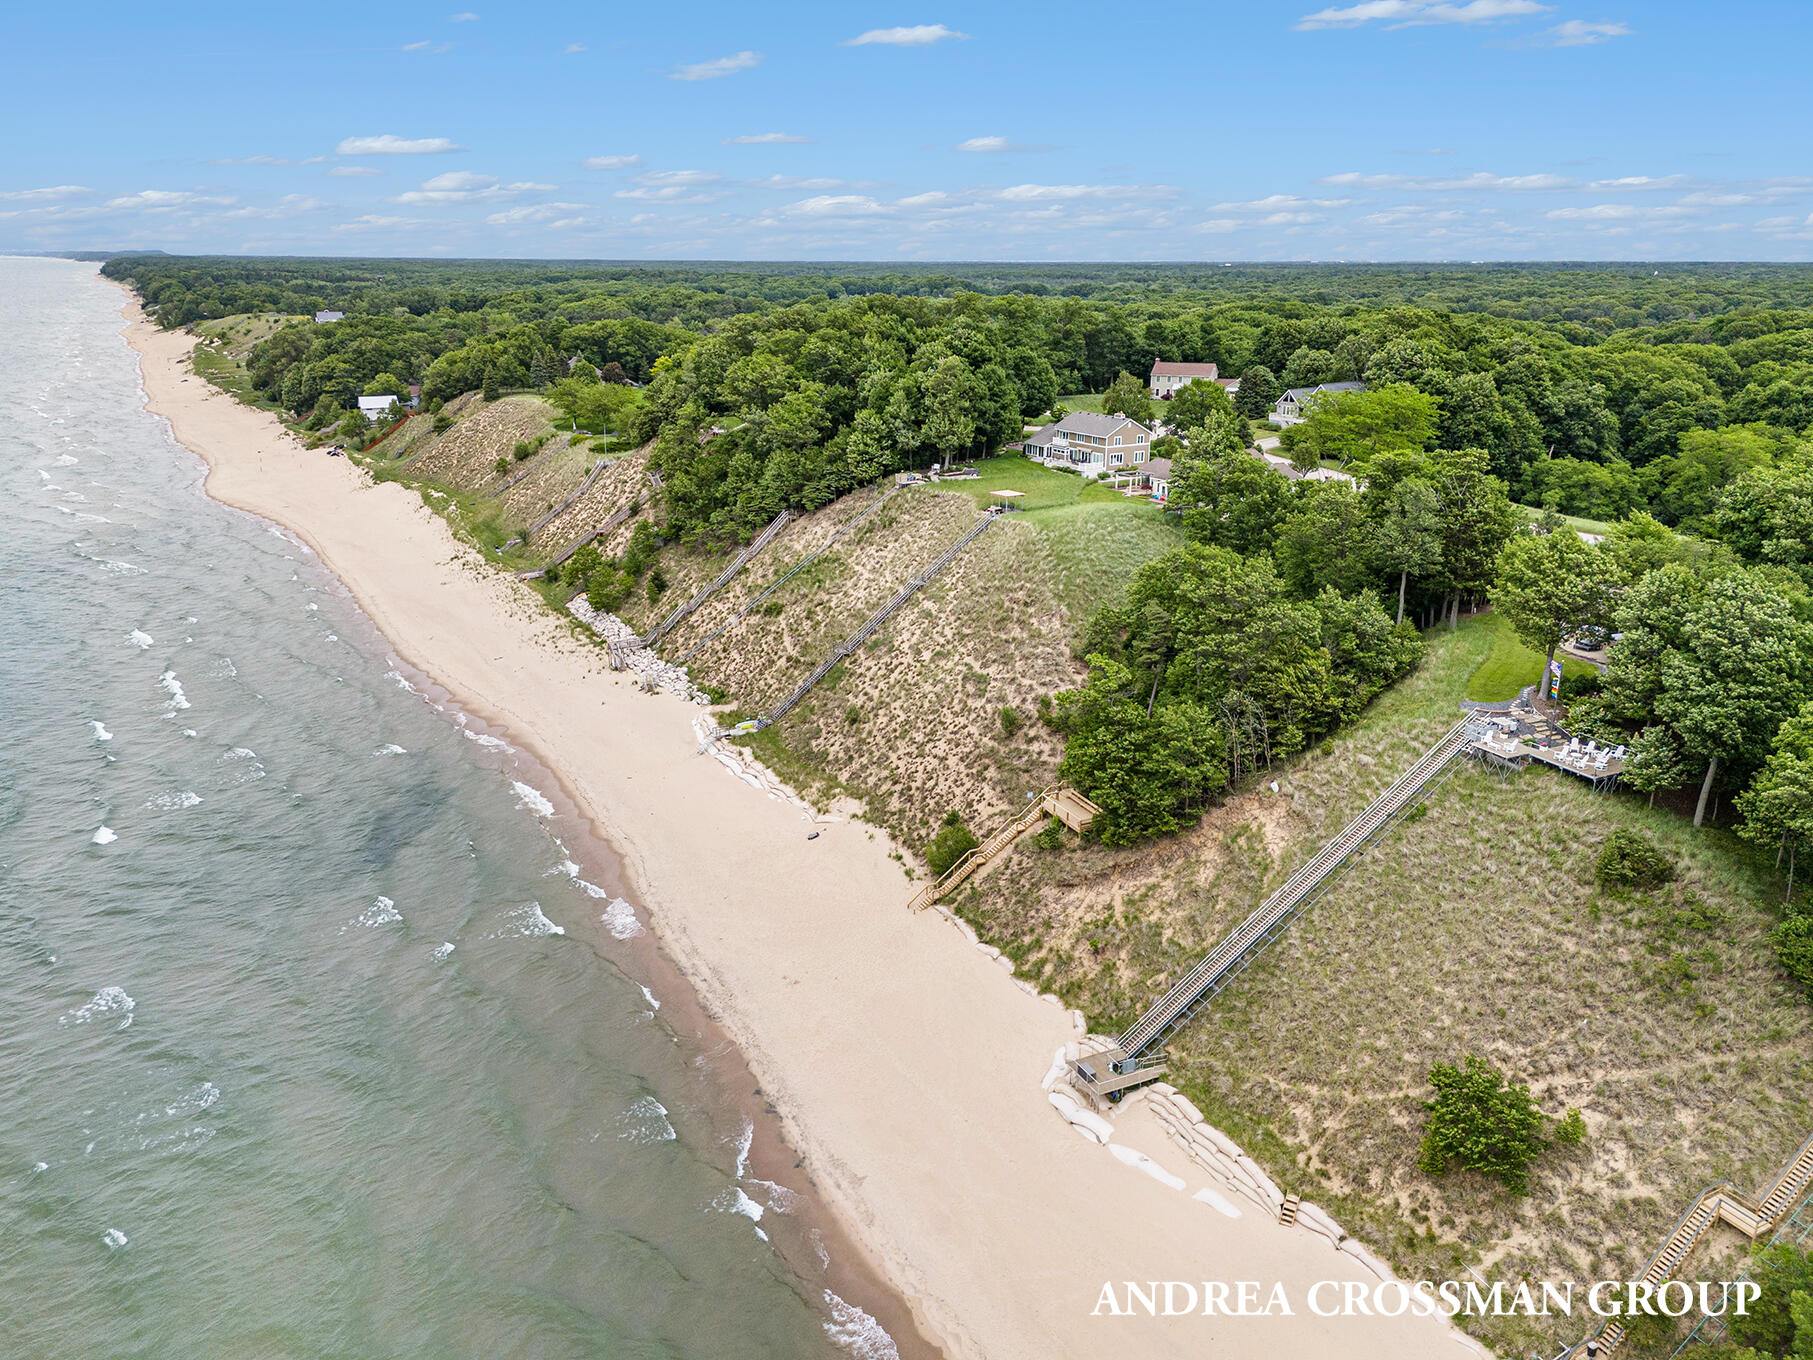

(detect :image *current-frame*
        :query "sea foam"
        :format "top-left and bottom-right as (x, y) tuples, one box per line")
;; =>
(145, 791), (202, 810)
(511, 781), (554, 817)
(62, 986), (134, 1029)
(158, 671), (190, 709)
(342, 895), (402, 932)
(619, 1095), (678, 1144)
(126, 629), (153, 649)
(91, 826), (118, 845)
(491, 902), (565, 938)
(823, 1292), (900, 1360)
(89, 720), (113, 741)
(601, 897), (643, 940)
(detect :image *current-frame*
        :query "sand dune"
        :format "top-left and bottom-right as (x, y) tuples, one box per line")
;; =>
(120, 296), (1482, 1360)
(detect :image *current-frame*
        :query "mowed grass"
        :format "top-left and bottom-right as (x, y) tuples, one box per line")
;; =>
(1465, 609), (1598, 702)
(937, 454), (1133, 513)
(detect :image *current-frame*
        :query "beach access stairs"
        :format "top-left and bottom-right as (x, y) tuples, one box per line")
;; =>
(609, 510), (791, 666)
(722, 509), (1000, 736)
(516, 493), (646, 580)
(906, 784), (1101, 913)
(1582, 1131), (1813, 1356)
(1076, 719), (1472, 1103)
(675, 484), (900, 668)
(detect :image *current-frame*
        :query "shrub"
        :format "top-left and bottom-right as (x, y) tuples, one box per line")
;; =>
(494, 456), (510, 476)
(1595, 829), (1676, 893)
(1417, 1055), (1547, 1195)
(1559, 670), (1603, 701)
(646, 568), (668, 600)
(1772, 914), (1813, 997)
(512, 439), (535, 462)
(998, 705), (1023, 738)
(845, 704), (862, 725)
(925, 812), (979, 878)
(1729, 1244), (1813, 1355)
(1034, 818), (1064, 851)
(432, 411), (454, 434)
(1554, 1108), (1586, 1147)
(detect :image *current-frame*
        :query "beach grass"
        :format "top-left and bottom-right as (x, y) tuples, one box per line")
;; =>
(960, 616), (1811, 1357)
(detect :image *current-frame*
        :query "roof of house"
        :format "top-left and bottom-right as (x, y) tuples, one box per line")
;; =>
(1028, 411), (1152, 441)
(1142, 457), (1173, 481)
(1280, 381), (1365, 403)
(357, 394), (399, 412)
(1150, 361), (1219, 379)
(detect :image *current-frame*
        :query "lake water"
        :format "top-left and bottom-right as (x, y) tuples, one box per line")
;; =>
(0, 257), (900, 1360)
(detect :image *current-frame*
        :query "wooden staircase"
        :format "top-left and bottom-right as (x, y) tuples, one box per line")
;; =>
(905, 784), (1099, 913)
(618, 510), (791, 661)
(1585, 1130), (1813, 1355)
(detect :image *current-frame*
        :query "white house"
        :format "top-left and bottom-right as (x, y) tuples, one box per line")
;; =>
(1273, 381), (1365, 426)
(1023, 411), (1154, 478)
(357, 394), (401, 423)
(314, 310), (344, 324)
(1148, 360), (1218, 400)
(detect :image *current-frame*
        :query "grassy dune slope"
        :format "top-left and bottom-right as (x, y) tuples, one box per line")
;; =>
(961, 616), (1811, 1357)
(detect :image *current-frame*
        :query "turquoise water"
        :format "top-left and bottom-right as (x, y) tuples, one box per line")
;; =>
(0, 258), (900, 1360)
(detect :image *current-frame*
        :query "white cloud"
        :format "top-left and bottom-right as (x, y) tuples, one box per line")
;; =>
(1296, 0), (1549, 28)
(106, 190), (236, 211)
(485, 202), (588, 224)
(955, 136), (1055, 154)
(403, 40), (452, 53)
(745, 174), (859, 190)
(843, 24), (967, 45)
(1320, 170), (1573, 190)
(1542, 19), (1631, 45)
(1584, 174), (1689, 190)
(333, 214), (429, 230)
(1195, 219), (1242, 234)
(336, 134), (464, 156)
(448, 11), (478, 19)
(1214, 194), (1352, 210)
(724, 132), (811, 145)
(394, 172), (554, 204)
(582, 154), (640, 170)
(1544, 203), (1638, 220)
(785, 195), (891, 217)
(995, 183), (1178, 202)
(328, 165), (383, 178)
(223, 195), (328, 220)
(563, 43), (586, 53)
(633, 170), (722, 187)
(670, 51), (761, 81)
(0, 185), (89, 201)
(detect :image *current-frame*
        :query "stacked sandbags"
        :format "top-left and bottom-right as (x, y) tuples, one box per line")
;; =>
(1049, 1089), (1115, 1144)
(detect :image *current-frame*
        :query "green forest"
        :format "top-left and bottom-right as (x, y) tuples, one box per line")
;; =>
(105, 255), (1813, 911)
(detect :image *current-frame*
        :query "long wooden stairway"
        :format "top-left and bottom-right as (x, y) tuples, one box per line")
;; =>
(1078, 720), (1471, 1098)
(617, 510), (791, 661)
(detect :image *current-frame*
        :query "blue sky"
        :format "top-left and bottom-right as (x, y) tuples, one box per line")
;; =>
(3, 1), (1809, 260)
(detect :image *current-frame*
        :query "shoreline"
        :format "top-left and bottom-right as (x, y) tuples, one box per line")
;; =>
(114, 278), (1479, 1360)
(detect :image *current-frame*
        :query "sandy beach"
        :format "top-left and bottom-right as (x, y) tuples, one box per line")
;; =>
(120, 294), (1481, 1360)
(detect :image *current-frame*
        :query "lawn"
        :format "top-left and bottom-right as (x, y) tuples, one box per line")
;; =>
(936, 454), (1152, 514)
(1512, 501), (1616, 537)
(1464, 609), (1598, 702)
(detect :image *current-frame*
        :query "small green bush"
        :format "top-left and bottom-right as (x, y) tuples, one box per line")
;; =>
(1554, 1108), (1586, 1147)
(494, 456), (509, 476)
(1417, 1055), (1547, 1195)
(845, 704), (862, 725)
(1034, 818), (1064, 851)
(1595, 829), (1676, 893)
(512, 439), (535, 462)
(1559, 670), (1603, 701)
(1772, 915), (1813, 997)
(925, 813), (979, 878)
(998, 705), (1023, 738)
(433, 411), (453, 434)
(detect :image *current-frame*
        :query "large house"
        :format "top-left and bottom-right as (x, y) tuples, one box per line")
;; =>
(357, 394), (402, 423)
(1148, 360), (1218, 399)
(1024, 411), (1154, 477)
(314, 309), (344, 324)
(1273, 381), (1365, 426)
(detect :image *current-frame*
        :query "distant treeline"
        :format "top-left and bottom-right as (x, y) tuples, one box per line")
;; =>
(104, 256), (1813, 536)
